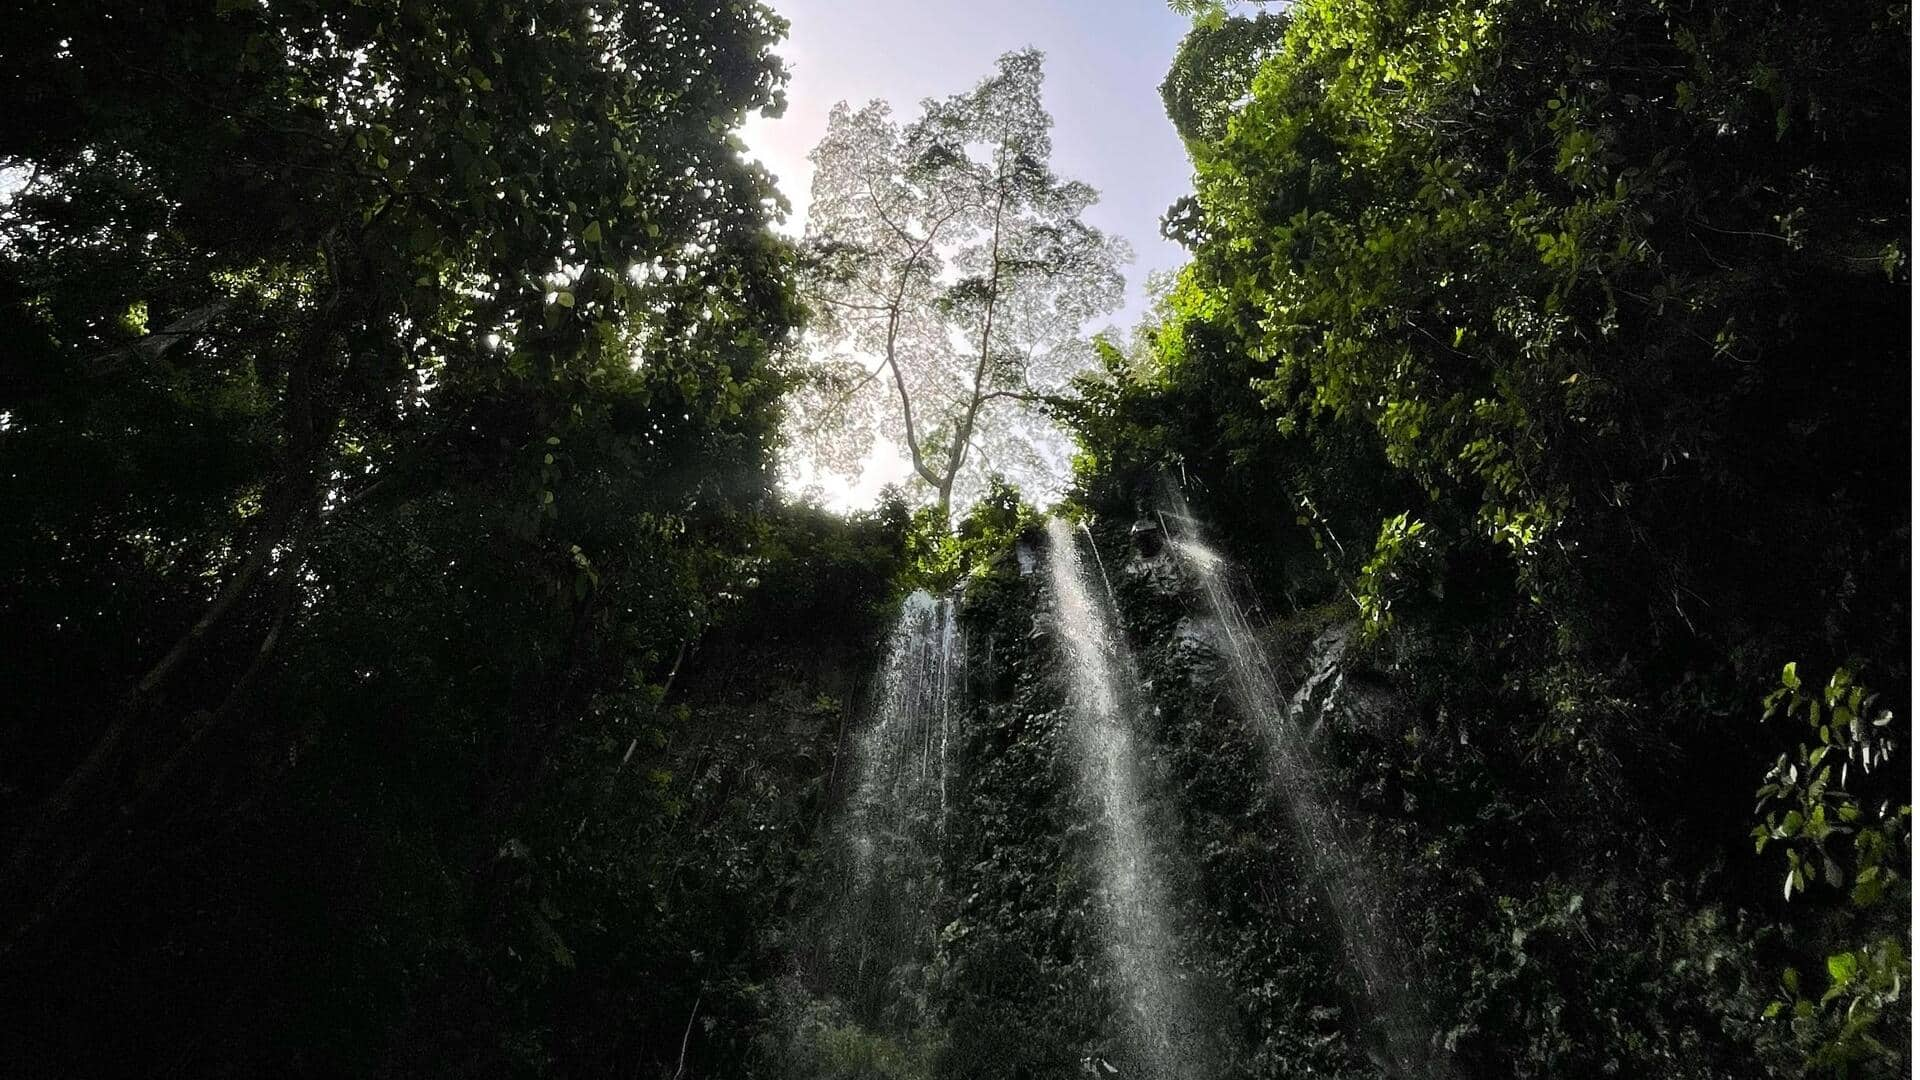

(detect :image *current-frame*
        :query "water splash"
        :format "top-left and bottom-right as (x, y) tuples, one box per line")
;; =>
(1046, 518), (1216, 1078)
(817, 589), (965, 1029)
(1159, 495), (1443, 1078)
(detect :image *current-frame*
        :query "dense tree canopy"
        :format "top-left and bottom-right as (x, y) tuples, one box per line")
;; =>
(0, 0), (819, 1072)
(1160, 7), (1291, 151)
(1068, 0), (1910, 1074)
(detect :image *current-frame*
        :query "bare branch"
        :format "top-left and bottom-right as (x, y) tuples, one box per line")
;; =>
(85, 299), (234, 376)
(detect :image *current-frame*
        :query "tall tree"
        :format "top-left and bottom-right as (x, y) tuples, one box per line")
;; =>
(792, 50), (1128, 513)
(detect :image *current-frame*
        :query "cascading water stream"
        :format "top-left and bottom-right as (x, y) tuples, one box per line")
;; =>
(815, 589), (964, 1029)
(1158, 495), (1443, 1078)
(1046, 518), (1216, 1079)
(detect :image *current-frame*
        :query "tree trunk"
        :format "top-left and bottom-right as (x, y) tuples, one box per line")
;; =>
(936, 185), (1010, 516)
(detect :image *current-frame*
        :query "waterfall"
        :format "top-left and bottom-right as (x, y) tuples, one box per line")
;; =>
(1045, 517), (1216, 1079)
(817, 589), (964, 1030)
(1159, 495), (1443, 1078)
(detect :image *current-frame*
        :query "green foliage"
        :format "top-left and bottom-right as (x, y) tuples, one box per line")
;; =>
(1754, 665), (1907, 904)
(0, 0), (1907, 1076)
(1061, 0), (1909, 1075)
(901, 476), (1044, 592)
(0, 0), (827, 1074)
(754, 986), (943, 1080)
(1768, 938), (1910, 1079)
(1437, 878), (1787, 1078)
(1162, 10), (1292, 150)
(1752, 664), (1910, 1077)
(1155, 0), (1908, 662)
(1353, 512), (1436, 639)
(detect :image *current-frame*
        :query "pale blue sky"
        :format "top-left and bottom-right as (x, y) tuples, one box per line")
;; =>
(740, 0), (1195, 329)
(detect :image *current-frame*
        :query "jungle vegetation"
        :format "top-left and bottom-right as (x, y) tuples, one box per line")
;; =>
(0, 0), (1907, 1078)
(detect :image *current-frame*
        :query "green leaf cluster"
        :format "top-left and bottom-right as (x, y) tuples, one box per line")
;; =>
(1753, 665), (1910, 1076)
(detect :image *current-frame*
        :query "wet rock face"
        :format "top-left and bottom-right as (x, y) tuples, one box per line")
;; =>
(1120, 521), (1186, 600)
(1331, 670), (1410, 740)
(1014, 536), (1039, 577)
(1305, 626), (1412, 742)
(1267, 624), (1414, 746)
(1129, 517), (1165, 559)
(1169, 615), (1215, 660)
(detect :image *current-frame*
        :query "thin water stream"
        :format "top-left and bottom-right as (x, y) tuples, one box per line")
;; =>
(1160, 495), (1443, 1078)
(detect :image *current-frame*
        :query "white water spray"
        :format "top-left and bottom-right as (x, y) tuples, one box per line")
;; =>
(1046, 518), (1215, 1078)
(818, 589), (964, 1028)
